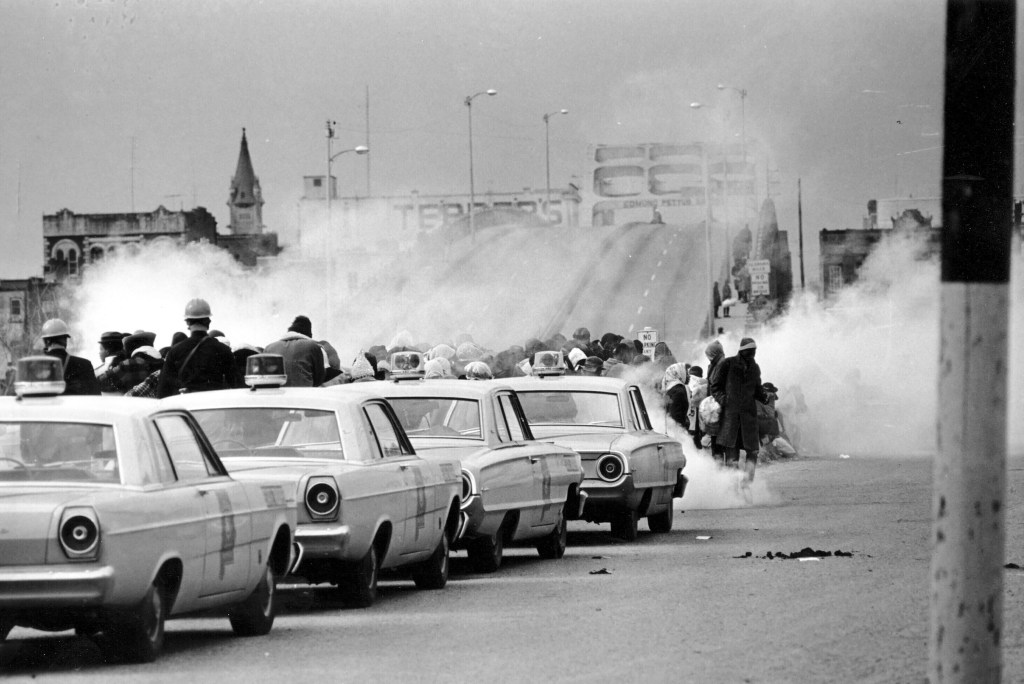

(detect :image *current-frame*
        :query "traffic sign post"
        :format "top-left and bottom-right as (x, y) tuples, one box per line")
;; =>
(638, 327), (658, 359)
(749, 259), (771, 296)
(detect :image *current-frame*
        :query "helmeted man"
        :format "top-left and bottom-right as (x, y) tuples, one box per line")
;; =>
(156, 299), (241, 398)
(40, 318), (100, 396)
(264, 315), (327, 387)
(710, 337), (769, 484)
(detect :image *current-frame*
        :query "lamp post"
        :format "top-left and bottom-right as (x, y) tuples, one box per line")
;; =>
(325, 119), (368, 233)
(692, 101), (733, 291)
(717, 83), (747, 167)
(465, 89), (497, 242)
(688, 103), (717, 335)
(543, 108), (569, 223)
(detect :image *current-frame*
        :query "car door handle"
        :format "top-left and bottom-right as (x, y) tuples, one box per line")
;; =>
(399, 464), (411, 471)
(530, 457), (541, 464)
(197, 488), (210, 496)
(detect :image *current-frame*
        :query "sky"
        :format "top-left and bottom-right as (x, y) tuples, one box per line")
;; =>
(0, 0), (992, 281)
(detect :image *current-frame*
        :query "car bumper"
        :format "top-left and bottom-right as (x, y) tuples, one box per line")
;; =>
(0, 565), (115, 608)
(454, 495), (487, 546)
(581, 475), (640, 515)
(294, 523), (352, 561)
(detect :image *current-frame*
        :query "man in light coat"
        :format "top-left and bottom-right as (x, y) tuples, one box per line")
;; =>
(265, 315), (326, 387)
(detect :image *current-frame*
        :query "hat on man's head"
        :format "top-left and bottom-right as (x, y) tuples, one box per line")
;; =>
(763, 382), (778, 393)
(572, 327), (591, 340)
(738, 337), (757, 352)
(171, 331), (188, 346)
(583, 356), (604, 374)
(688, 366), (704, 378)
(124, 331), (157, 356)
(99, 331), (125, 346)
(208, 330), (225, 338)
(288, 315), (313, 338)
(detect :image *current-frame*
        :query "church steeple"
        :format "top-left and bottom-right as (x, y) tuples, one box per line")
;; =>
(227, 127), (264, 235)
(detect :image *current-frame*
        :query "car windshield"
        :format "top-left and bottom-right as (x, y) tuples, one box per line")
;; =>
(516, 391), (623, 428)
(193, 408), (345, 459)
(389, 397), (482, 439)
(0, 421), (120, 484)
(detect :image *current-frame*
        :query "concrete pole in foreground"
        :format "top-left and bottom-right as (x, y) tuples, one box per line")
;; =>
(930, 1), (1014, 681)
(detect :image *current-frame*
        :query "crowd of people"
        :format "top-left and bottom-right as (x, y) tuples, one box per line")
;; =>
(13, 297), (797, 481)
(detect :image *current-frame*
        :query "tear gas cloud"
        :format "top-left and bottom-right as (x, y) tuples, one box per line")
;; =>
(69, 212), (1022, 464)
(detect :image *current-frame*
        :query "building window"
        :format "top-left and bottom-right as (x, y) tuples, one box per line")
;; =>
(313, 178), (322, 188)
(10, 298), (22, 321)
(828, 265), (844, 294)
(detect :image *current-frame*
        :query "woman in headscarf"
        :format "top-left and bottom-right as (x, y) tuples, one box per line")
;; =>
(424, 357), (453, 379)
(661, 362), (690, 435)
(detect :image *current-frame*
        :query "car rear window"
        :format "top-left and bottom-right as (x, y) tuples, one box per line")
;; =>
(389, 397), (482, 439)
(516, 391), (623, 428)
(0, 421), (120, 484)
(193, 408), (344, 460)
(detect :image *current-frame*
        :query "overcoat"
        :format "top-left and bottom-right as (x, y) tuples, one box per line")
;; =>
(711, 352), (768, 452)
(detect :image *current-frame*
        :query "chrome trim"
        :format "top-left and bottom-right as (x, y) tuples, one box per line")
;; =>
(576, 490), (589, 518)
(290, 541), (304, 574)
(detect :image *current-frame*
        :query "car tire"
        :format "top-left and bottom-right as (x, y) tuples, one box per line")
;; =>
(116, 580), (166, 663)
(647, 505), (674, 533)
(468, 527), (504, 573)
(412, 531), (449, 590)
(536, 515), (567, 560)
(338, 544), (378, 608)
(610, 508), (639, 541)
(229, 562), (276, 636)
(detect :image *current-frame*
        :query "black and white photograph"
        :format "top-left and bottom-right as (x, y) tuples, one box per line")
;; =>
(1, 1), (1023, 681)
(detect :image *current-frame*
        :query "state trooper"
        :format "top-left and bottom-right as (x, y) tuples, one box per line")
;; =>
(39, 318), (100, 395)
(156, 299), (241, 397)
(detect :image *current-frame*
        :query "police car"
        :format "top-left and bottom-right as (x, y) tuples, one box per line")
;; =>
(163, 354), (462, 608)
(504, 352), (688, 541)
(0, 357), (296, 662)
(370, 374), (585, 572)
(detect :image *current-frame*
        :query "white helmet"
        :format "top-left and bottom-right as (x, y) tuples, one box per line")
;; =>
(40, 318), (71, 339)
(184, 298), (212, 318)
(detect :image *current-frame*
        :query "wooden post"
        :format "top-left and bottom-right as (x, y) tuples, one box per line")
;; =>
(930, 1), (1015, 681)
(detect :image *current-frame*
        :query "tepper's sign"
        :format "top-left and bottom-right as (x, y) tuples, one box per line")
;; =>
(749, 259), (771, 296)
(638, 327), (658, 359)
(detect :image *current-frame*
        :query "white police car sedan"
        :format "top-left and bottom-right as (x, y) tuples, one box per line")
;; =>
(0, 357), (296, 663)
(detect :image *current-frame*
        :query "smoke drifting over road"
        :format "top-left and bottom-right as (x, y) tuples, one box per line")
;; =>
(71, 217), (1021, 465)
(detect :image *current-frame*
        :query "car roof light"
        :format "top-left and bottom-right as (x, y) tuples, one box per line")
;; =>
(244, 353), (288, 389)
(389, 351), (425, 381)
(532, 350), (567, 377)
(14, 356), (66, 397)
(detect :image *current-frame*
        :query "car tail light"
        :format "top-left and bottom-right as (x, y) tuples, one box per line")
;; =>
(595, 453), (626, 482)
(59, 508), (100, 560)
(305, 477), (340, 520)
(460, 469), (477, 508)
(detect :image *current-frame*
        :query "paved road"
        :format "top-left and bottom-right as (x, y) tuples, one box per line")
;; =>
(4, 454), (1023, 683)
(542, 222), (728, 348)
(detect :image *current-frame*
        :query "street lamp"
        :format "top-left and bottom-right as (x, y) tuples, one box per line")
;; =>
(717, 83), (747, 167)
(465, 89), (497, 242)
(543, 108), (569, 223)
(690, 103), (724, 335)
(325, 119), (368, 232)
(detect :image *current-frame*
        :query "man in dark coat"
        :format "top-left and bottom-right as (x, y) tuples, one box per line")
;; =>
(157, 299), (241, 398)
(40, 318), (100, 396)
(109, 331), (163, 394)
(710, 337), (768, 483)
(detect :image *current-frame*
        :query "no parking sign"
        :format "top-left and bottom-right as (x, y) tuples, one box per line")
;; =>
(638, 327), (658, 359)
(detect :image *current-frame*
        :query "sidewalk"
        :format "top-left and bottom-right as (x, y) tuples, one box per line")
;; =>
(711, 299), (750, 337)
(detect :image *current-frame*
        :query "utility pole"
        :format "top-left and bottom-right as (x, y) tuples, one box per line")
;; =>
(930, 1), (1015, 682)
(798, 178), (805, 290)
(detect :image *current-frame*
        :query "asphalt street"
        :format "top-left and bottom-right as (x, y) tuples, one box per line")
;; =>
(5, 454), (1024, 683)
